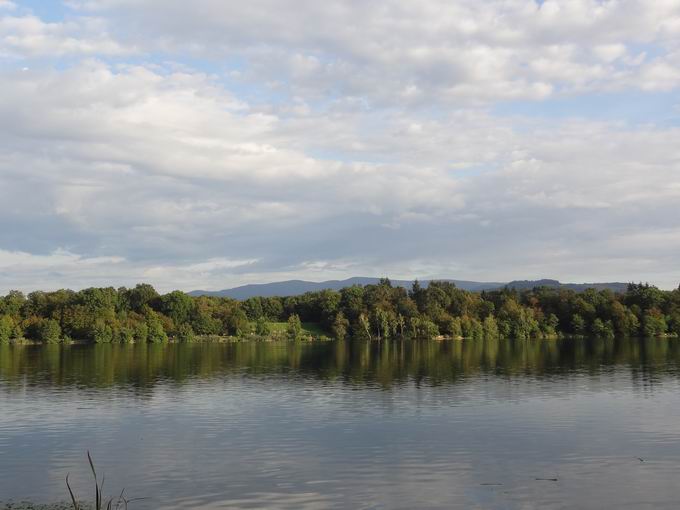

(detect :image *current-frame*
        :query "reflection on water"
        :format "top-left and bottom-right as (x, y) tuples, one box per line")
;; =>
(2, 337), (680, 509)
(3, 337), (680, 389)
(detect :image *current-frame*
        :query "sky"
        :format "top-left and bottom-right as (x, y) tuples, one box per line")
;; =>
(0, 0), (679, 293)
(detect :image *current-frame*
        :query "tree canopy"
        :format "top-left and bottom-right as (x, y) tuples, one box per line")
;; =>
(1, 280), (679, 344)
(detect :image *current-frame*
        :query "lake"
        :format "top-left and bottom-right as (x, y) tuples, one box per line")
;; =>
(2, 337), (680, 509)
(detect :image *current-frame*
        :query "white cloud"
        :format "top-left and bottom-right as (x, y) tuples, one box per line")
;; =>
(1, 3), (680, 291)
(0, 248), (123, 269)
(0, 14), (131, 57)
(1, 58), (679, 289)
(0, 249), (129, 292)
(637, 54), (680, 91)
(0, 248), (258, 293)
(58, 0), (680, 104)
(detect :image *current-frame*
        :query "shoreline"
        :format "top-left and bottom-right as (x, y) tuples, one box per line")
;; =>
(3, 332), (677, 347)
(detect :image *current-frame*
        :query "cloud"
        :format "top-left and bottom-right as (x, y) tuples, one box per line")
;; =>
(0, 248), (128, 292)
(0, 248), (124, 269)
(1, 3), (680, 291)
(1, 57), (680, 290)
(0, 248), (260, 293)
(0, 14), (131, 57)
(61, 0), (680, 104)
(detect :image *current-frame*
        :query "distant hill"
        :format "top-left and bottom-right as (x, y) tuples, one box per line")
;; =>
(505, 279), (629, 293)
(189, 277), (629, 299)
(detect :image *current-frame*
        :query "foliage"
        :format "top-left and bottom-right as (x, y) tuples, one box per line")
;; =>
(286, 314), (303, 340)
(0, 315), (15, 344)
(36, 319), (62, 344)
(2, 279), (678, 343)
(571, 314), (587, 335)
(332, 312), (349, 340)
(145, 308), (168, 343)
(591, 318), (615, 339)
(159, 290), (195, 326)
(410, 317), (439, 338)
(643, 309), (667, 338)
(175, 323), (196, 342)
(255, 316), (272, 336)
(483, 315), (499, 338)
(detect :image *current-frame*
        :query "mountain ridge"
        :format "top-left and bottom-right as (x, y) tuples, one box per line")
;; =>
(189, 277), (629, 300)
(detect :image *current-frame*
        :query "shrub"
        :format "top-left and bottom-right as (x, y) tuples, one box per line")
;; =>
(92, 320), (114, 343)
(146, 309), (168, 343)
(39, 319), (62, 344)
(571, 314), (587, 335)
(643, 310), (667, 337)
(176, 323), (196, 342)
(286, 314), (303, 340)
(461, 315), (483, 339)
(133, 321), (149, 343)
(331, 312), (349, 340)
(0, 315), (14, 343)
(483, 315), (499, 338)
(255, 317), (272, 336)
(591, 318), (614, 339)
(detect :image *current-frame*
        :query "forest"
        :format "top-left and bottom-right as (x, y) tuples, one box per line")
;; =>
(0, 279), (679, 344)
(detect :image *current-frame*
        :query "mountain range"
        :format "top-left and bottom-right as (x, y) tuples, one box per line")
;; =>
(189, 277), (629, 300)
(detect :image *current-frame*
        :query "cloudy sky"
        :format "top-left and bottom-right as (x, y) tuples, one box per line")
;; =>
(1, 0), (679, 293)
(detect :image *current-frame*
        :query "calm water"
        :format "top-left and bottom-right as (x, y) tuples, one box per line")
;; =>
(2, 338), (680, 509)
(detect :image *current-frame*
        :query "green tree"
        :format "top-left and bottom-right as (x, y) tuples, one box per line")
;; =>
(498, 299), (539, 340)
(571, 314), (587, 335)
(448, 317), (463, 338)
(318, 290), (342, 330)
(419, 318), (440, 339)
(286, 314), (303, 340)
(242, 297), (264, 320)
(191, 296), (223, 335)
(375, 309), (394, 339)
(331, 312), (349, 340)
(92, 320), (114, 343)
(224, 307), (249, 336)
(643, 310), (667, 337)
(159, 290), (195, 326)
(261, 297), (284, 321)
(591, 318), (614, 338)
(133, 320), (149, 343)
(483, 315), (499, 338)
(409, 280), (427, 312)
(175, 323), (196, 342)
(396, 314), (406, 337)
(626, 283), (665, 310)
(668, 313), (680, 336)
(461, 315), (483, 339)
(255, 316), (272, 336)
(340, 286), (365, 323)
(125, 284), (159, 312)
(119, 326), (135, 344)
(0, 315), (14, 343)
(540, 313), (559, 337)
(145, 309), (168, 343)
(610, 301), (639, 336)
(38, 319), (62, 344)
(0, 290), (25, 317)
(409, 317), (439, 339)
(358, 313), (372, 340)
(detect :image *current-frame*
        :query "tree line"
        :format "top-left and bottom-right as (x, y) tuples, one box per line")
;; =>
(0, 280), (679, 344)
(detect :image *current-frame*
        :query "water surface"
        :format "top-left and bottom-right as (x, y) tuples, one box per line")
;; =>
(2, 337), (680, 509)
